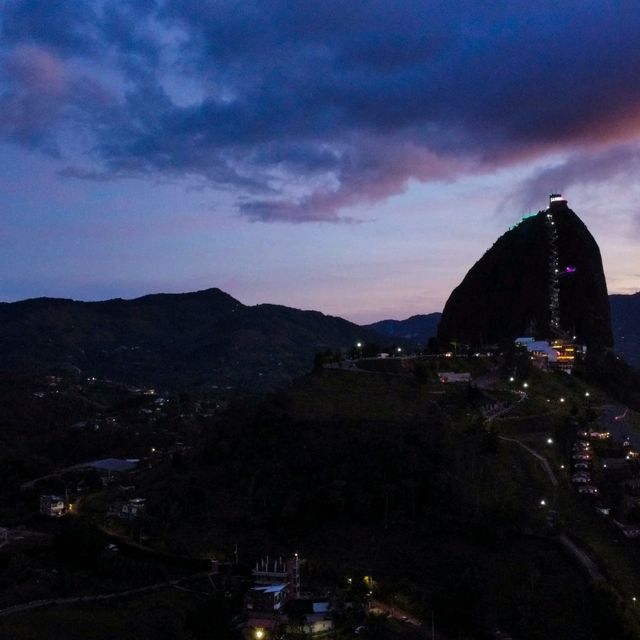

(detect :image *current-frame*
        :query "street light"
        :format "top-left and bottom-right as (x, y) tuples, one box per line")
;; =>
(254, 628), (265, 640)
(540, 499), (547, 507)
(547, 438), (553, 445)
(509, 377), (515, 382)
(523, 382), (529, 389)
(559, 397), (565, 403)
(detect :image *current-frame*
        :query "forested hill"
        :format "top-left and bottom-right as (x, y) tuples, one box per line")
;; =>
(364, 313), (441, 344)
(0, 288), (380, 392)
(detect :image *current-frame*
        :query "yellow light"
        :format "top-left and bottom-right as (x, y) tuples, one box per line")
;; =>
(254, 629), (265, 640)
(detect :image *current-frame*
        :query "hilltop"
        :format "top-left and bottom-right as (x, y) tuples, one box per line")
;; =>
(438, 199), (613, 349)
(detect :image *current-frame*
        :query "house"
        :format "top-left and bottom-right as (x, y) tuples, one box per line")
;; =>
(252, 555), (301, 599)
(245, 584), (289, 613)
(71, 458), (138, 486)
(243, 555), (302, 637)
(109, 497), (146, 521)
(514, 337), (580, 372)
(285, 600), (334, 636)
(40, 495), (65, 517)
(120, 497), (146, 520)
(0, 527), (8, 547)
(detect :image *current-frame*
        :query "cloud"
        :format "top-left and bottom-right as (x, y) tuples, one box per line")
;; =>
(504, 144), (640, 215)
(3, 1), (640, 221)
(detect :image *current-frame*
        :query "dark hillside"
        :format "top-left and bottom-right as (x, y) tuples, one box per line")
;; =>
(132, 367), (613, 639)
(364, 313), (441, 344)
(0, 289), (380, 392)
(610, 292), (640, 369)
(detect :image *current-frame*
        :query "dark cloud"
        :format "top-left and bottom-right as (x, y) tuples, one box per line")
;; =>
(1, 0), (99, 56)
(3, 1), (640, 221)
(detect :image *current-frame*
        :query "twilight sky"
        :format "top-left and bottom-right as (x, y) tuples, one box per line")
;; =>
(2, 1), (640, 323)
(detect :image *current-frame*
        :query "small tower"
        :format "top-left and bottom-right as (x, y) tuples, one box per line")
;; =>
(549, 193), (567, 207)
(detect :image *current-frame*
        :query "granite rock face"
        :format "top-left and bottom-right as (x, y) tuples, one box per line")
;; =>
(437, 200), (613, 349)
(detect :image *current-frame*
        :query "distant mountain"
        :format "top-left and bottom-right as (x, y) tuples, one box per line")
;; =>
(0, 288), (381, 392)
(438, 198), (613, 349)
(610, 292), (640, 369)
(364, 313), (441, 344)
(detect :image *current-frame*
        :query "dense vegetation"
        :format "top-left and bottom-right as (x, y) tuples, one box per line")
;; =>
(0, 288), (382, 392)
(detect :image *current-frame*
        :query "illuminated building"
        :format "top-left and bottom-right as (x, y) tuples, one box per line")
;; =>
(549, 193), (567, 206)
(551, 339), (576, 372)
(40, 494), (65, 517)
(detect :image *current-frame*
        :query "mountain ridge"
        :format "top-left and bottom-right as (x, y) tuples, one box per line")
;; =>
(0, 288), (381, 392)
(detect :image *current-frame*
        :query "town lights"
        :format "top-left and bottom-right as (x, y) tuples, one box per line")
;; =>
(547, 438), (553, 445)
(559, 398), (565, 403)
(509, 377), (514, 382)
(254, 628), (265, 640)
(540, 499), (546, 507)
(523, 382), (528, 389)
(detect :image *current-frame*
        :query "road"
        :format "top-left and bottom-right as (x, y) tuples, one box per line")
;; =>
(370, 600), (448, 639)
(497, 436), (605, 581)
(0, 572), (211, 618)
(556, 535), (605, 581)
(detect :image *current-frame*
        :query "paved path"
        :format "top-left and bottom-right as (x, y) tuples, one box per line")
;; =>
(370, 600), (447, 639)
(557, 535), (605, 581)
(485, 392), (527, 422)
(498, 436), (558, 486)
(497, 436), (605, 581)
(0, 572), (210, 618)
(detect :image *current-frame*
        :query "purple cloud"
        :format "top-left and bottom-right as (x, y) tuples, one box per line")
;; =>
(505, 144), (640, 215)
(2, 1), (640, 221)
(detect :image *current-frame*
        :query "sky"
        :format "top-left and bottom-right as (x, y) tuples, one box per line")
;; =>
(2, 1), (640, 324)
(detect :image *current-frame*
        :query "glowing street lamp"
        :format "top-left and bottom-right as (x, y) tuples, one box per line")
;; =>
(523, 382), (529, 389)
(546, 438), (553, 445)
(254, 628), (265, 640)
(509, 377), (514, 382)
(540, 499), (547, 507)
(559, 397), (565, 403)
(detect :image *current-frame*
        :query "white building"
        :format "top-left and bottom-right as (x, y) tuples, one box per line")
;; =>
(40, 495), (65, 517)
